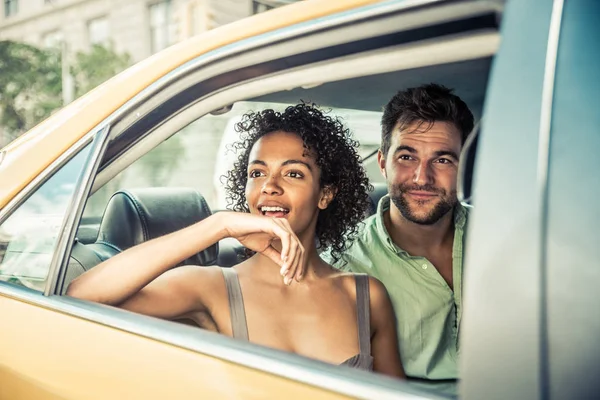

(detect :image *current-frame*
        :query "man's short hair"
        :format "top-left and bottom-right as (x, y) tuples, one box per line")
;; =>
(380, 83), (474, 156)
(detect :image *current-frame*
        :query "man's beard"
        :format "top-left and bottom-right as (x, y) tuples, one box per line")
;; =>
(390, 182), (457, 225)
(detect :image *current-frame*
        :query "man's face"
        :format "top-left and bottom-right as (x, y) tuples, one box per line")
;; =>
(378, 121), (462, 225)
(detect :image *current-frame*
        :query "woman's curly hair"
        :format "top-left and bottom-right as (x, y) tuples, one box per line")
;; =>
(225, 102), (372, 265)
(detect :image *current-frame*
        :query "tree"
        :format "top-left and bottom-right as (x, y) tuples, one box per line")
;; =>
(0, 40), (61, 146)
(0, 40), (131, 148)
(70, 43), (131, 98)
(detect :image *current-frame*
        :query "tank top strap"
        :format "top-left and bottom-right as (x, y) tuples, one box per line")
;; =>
(221, 268), (249, 341)
(355, 273), (371, 355)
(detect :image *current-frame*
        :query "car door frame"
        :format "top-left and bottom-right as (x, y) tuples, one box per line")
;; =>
(460, 0), (562, 399)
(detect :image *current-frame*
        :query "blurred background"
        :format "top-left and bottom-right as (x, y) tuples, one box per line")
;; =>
(0, 0), (383, 215)
(0, 0), (302, 148)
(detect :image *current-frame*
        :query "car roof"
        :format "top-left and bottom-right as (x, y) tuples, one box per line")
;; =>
(0, 0), (385, 209)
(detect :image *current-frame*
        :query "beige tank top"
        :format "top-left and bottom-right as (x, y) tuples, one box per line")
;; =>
(221, 268), (374, 371)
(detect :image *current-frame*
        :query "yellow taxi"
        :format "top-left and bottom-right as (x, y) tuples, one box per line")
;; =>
(4, 0), (598, 398)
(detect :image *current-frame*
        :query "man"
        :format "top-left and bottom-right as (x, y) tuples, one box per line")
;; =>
(333, 83), (474, 395)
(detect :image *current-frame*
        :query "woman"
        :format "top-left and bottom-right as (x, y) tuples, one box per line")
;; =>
(67, 103), (405, 378)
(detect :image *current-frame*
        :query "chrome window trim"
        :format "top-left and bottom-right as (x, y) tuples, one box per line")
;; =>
(537, 0), (565, 397)
(0, 281), (439, 400)
(44, 125), (112, 296)
(96, 30), (499, 190)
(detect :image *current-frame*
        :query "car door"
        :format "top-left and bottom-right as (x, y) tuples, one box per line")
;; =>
(1, 1), (503, 398)
(461, 0), (600, 399)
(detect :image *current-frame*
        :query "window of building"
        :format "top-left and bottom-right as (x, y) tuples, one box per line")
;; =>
(149, 0), (172, 53)
(88, 16), (109, 46)
(42, 30), (64, 49)
(4, 0), (18, 17)
(252, 0), (298, 15)
(189, 1), (209, 37)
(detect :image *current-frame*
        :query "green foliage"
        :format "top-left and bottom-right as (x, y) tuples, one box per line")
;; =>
(0, 40), (131, 147)
(70, 43), (131, 98)
(0, 40), (61, 143)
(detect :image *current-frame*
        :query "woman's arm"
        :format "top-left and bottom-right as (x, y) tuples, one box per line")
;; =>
(369, 277), (406, 379)
(67, 212), (304, 319)
(67, 213), (227, 307)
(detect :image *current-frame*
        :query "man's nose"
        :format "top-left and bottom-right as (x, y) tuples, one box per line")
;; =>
(413, 161), (433, 185)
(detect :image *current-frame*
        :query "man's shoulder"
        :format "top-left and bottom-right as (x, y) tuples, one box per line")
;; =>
(326, 214), (385, 272)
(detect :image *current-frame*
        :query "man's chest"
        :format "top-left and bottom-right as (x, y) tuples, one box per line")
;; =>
(366, 259), (458, 321)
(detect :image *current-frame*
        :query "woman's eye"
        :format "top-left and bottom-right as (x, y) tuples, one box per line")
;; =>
(286, 171), (304, 179)
(249, 170), (264, 178)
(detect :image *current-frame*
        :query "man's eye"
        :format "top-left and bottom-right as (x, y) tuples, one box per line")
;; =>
(436, 158), (453, 164)
(398, 155), (413, 161)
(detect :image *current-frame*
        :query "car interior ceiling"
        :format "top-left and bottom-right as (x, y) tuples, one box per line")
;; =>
(65, 57), (492, 293)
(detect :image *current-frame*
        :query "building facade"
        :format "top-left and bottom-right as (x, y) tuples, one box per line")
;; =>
(0, 0), (299, 63)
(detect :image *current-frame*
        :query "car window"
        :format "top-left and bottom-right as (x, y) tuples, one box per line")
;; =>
(0, 144), (92, 291)
(83, 101), (382, 221)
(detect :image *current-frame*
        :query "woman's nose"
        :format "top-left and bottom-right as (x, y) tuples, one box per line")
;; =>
(261, 175), (282, 195)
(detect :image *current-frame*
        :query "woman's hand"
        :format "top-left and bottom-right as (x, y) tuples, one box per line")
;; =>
(220, 212), (305, 284)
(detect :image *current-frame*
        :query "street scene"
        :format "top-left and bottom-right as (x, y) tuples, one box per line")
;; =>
(1, 0), (599, 399)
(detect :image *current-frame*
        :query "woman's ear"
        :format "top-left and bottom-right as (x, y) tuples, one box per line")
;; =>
(318, 185), (337, 210)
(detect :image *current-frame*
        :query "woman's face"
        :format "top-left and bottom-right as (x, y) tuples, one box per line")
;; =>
(245, 131), (331, 237)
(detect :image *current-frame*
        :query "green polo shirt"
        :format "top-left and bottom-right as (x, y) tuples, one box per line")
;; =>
(327, 195), (468, 394)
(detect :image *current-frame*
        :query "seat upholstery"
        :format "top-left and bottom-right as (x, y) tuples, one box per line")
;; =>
(93, 188), (217, 265)
(64, 188), (218, 293)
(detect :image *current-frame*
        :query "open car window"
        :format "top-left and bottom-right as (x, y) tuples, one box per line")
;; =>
(82, 102), (382, 224)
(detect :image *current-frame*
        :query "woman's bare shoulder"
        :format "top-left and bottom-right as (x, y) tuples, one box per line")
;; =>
(329, 272), (390, 306)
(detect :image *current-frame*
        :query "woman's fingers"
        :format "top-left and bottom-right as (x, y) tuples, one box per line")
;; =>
(266, 218), (292, 264)
(288, 242), (305, 284)
(261, 245), (286, 268)
(270, 218), (303, 285)
(291, 240), (306, 282)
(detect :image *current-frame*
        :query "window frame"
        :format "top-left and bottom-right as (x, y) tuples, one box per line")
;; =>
(0, 1), (504, 396)
(87, 15), (110, 46)
(4, 0), (17, 18)
(148, 0), (173, 53)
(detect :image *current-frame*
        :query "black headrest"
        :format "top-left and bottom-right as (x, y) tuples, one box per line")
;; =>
(368, 182), (388, 216)
(96, 188), (218, 266)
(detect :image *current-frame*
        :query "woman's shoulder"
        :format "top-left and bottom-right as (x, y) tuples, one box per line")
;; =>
(329, 271), (388, 302)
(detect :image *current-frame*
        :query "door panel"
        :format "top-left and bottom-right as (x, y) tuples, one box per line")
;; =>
(0, 295), (350, 400)
(546, 0), (600, 397)
(460, 0), (555, 399)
